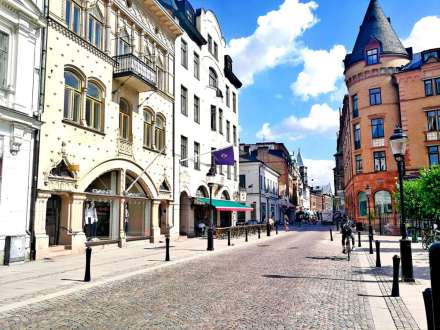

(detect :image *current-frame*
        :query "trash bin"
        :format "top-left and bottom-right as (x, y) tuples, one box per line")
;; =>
(3, 236), (26, 265)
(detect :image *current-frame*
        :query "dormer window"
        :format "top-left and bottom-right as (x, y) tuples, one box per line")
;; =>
(423, 50), (439, 62)
(366, 48), (379, 65)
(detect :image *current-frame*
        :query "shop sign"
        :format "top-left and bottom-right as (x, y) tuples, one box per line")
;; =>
(126, 192), (144, 198)
(91, 189), (114, 195)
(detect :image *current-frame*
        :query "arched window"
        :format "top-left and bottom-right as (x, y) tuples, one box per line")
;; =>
(88, 6), (104, 49)
(86, 82), (103, 131)
(64, 70), (82, 123)
(196, 186), (208, 198)
(358, 192), (367, 217)
(209, 67), (218, 88)
(119, 98), (131, 140)
(375, 191), (392, 214)
(155, 114), (166, 151)
(118, 30), (131, 55)
(143, 108), (154, 149)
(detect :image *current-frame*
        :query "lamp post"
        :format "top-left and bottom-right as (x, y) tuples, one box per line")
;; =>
(390, 127), (414, 282)
(206, 164), (216, 251)
(365, 185), (373, 254)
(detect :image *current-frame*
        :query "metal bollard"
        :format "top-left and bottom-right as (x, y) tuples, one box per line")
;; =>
(258, 226), (261, 239)
(330, 228), (333, 241)
(375, 241), (381, 267)
(423, 288), (434, 330)
(358, 231), (362, 247)
(267, 222), (271, 237)
(429, 243), (440, 329)
(84, 246), (92, 282)
(245, 228), (248, 242)
(228, 230), (231, 246)
(369, 234), (374, 255)
(165, 237), (170, 261)
(391, 255), (400, 297)
(276, 224), (278, 235)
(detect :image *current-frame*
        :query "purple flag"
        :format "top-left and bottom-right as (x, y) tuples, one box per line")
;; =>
(213, 146), (235, 166)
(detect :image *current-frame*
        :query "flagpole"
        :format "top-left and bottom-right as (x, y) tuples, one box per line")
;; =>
(179, 144), (233, 164)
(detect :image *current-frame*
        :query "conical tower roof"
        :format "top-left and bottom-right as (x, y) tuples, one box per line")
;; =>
(345, 0), (408, 67)
(297, 149), (304, 167)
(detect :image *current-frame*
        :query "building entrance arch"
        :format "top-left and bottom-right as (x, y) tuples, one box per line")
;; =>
(179, 191), (191, 235)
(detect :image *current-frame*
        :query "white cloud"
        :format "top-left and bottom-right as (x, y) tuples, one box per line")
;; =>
(291, 45), (347, 99)
(403, 16), (440, 52)
(304, 158), (335, 190)
(275, 93), (284, 99)
(228, 0), (319, 86)
(256, 103), (339, 141)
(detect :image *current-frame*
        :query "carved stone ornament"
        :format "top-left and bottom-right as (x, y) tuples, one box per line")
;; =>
(44, 143), (79, 191)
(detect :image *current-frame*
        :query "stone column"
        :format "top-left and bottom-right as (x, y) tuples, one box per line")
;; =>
(69, 193), (87, 254)
(150, 200), (161, 243)
(118, 169), (127, 247)
(34, 191), (51, 259)
(81, 84), (88, 126)
(105, 0), (113, 54)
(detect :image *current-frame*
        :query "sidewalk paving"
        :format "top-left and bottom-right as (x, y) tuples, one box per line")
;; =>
(0, 229), (289, 314)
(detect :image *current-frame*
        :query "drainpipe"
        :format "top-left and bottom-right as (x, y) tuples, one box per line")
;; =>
(258, 164), (262, 222)
(172, 47), (176, 232)
(29, 0), (49, 261)
(392, 76), (402, 127)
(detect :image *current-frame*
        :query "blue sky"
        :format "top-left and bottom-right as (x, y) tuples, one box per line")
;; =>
(192, 0), (440, 186)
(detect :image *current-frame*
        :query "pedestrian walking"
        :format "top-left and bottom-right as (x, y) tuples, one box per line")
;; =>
(284, 214), (289, 232)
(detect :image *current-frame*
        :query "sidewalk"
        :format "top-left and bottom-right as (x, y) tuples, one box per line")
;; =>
(347, 231), (430, 329)
(0, 229), (288, 314)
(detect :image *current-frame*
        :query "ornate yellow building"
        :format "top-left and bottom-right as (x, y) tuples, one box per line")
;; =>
(34, 0), (182, 258)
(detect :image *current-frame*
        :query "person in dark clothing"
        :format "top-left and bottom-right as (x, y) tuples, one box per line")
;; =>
(341, 216), (355, 254)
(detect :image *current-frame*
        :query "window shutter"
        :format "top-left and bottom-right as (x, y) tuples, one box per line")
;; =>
(0, 32), (9, 88)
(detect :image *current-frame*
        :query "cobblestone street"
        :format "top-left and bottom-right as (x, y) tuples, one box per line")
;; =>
(0, 228), (376, 329)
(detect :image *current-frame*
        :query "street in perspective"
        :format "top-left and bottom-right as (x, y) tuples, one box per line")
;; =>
(0, 0), (440, 329)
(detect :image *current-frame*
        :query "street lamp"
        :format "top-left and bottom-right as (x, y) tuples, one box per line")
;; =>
(365, 185), (373, 255)
(206, 164), (216, 251)
(390, 126), (414, 282)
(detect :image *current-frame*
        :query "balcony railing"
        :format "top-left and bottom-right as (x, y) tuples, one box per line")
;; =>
(113, 54), (157, 88)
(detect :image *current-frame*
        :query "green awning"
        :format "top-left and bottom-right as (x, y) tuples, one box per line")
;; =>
(197, 198), (253, 212)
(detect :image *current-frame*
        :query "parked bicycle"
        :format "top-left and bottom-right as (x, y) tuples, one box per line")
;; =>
(422, 228), (440, 250)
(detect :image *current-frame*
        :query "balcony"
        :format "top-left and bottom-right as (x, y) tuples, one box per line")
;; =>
(113, 54), (157, 92)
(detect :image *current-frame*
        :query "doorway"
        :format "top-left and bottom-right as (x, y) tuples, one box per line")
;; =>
(45, 195), (62, 246)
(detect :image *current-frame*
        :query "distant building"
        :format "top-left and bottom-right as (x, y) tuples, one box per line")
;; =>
(310, 184), (333, 214)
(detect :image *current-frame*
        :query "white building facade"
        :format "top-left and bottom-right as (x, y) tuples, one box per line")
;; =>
(239, 159), (280, 224)
(159, 0), (242, 236)
(0, 0), (45, 263)
(33, 0), (182, 259)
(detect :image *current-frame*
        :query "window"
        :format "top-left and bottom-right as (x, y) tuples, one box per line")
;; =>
(425, 80), (434, 97)
(211, 106), (216, 131)
(233, 125), (237, 146)
(366, 48), (379, 65)
(181, 39), (188, 68)
(369, 88), (382, 105)
(423, 50), (439, 62)
(375, 191), (392, 214)
(0, 32), (8, 88)
(233, 92), (237, 113)
(226, 86), (230, 107)
(118, 33), (131, 55)
(143, 109), (153, 149)
(194, 142), (200, 170)
(209, 68), (218, 88)
(219, 109), (223, 134)
(85, 82), (103, 131)
(358, 192), (367, 217)
(371, 118), (384, 139)
(374, 151), (386, 172)
(0, 137), (3, 201)
(234, 161), (237, 181)
(352, 94), (359, 118)
(239, 174), (246, 189)
(119, 99), (131, 140)
(88, 12), (103, 49)
(436, 78), (440, 95)
(64, 71), (82, 123)
(213, 42), (218, 60)
(353, 124), (361, 150)
(181, 86), (188, 116)
(208, 34), (212, 53)
(155, 115), (166, 151)
(181, 136), (188, 167)
(194, 95), (200, 124)
(427, 110), (440, 132)
(156, 51), (166, 92)
(193, 52), (200, 79)
(65, 0), (81, 34)
(226, 120), (230, 142)
(355, 155), (363, 174)
(428, 146), (439, 166)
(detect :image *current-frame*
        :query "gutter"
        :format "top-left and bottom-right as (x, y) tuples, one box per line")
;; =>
(172, 44), (176, 231)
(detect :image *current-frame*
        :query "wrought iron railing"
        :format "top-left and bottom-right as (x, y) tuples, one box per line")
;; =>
(214, 224), (270, 239)
(113, 54), (157, 87)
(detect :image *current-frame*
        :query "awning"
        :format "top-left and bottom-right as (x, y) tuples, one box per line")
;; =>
(197, 198), (253, 212)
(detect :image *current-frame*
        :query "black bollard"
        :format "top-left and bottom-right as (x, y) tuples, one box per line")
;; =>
(165, 237), (170, 261)
(429, 243), (440, 329)
(245, 228), (248, 242)
(369, 234), (374, 255)
(391, 255), (400, 297)
(84, 246), (92, 282)
(228, 230), (231, 246)
(400, 239), (415, 282)
(423, 288), (434, 330)
(258, 226), (261, 239)
(330, 228), (333, 241)
(267, 222), (271, 237)
(358, 231), (362, 247)
(375, 240), (381, 267)
(276, 224), (278, 235)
